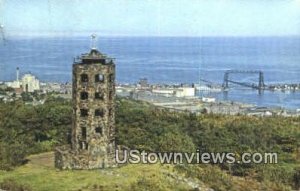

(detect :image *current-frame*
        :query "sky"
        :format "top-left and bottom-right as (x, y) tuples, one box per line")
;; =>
(1, 0), (300, 37)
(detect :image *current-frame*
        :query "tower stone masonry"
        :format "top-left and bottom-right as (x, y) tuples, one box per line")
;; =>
(55, 44), (117, 169)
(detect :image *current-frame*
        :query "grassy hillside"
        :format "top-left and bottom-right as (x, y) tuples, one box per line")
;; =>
(0, 152), (290, 191)
(0, 152), (199, 191)
(0, 97), (299, 190)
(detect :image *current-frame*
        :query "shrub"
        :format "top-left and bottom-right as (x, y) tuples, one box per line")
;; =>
(0, 179), (32, 191)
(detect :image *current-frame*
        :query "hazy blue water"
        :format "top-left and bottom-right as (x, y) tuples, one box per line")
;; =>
(0, 36), (299, 109)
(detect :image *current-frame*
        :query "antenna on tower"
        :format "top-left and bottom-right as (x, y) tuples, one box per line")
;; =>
(90, 34), (98, 50)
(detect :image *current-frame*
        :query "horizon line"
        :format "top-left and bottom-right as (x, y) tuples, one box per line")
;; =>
(2, 31), (300, 38)
(4, 34), (300, 39)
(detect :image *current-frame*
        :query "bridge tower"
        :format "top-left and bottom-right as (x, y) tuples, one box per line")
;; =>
(223, 72), (229, 89)
(258, 71), (265, 90)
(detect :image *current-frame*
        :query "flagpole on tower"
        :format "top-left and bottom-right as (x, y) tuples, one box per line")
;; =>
(90, 34), (97, 50)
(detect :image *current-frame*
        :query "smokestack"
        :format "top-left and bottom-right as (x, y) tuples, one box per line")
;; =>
(16, 67), (19, 81)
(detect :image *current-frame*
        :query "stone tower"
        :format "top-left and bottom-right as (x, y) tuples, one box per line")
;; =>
(55, 37), (117, 169)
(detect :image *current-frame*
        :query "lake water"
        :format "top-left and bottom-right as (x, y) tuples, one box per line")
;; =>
(0, 36), (299, 109)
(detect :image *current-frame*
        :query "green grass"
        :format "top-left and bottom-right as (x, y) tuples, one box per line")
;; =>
(0, 152), (294, 191)
(0, 152), (190, 191)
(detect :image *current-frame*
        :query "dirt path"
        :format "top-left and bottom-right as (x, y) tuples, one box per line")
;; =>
(26, 152), (54, 168)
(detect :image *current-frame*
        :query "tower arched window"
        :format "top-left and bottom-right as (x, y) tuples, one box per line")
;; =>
(81, 74), (88, 82)
(95, 92), (104, 100)
(109, 74), (114, 83)
(80, 109), (88, 117)
(95, 126), (103, 135)
(81, 127), (87, 140)
(95, 109), (104, 117)
(80, 92), (88, 100)
(95, 74), (104, 82)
